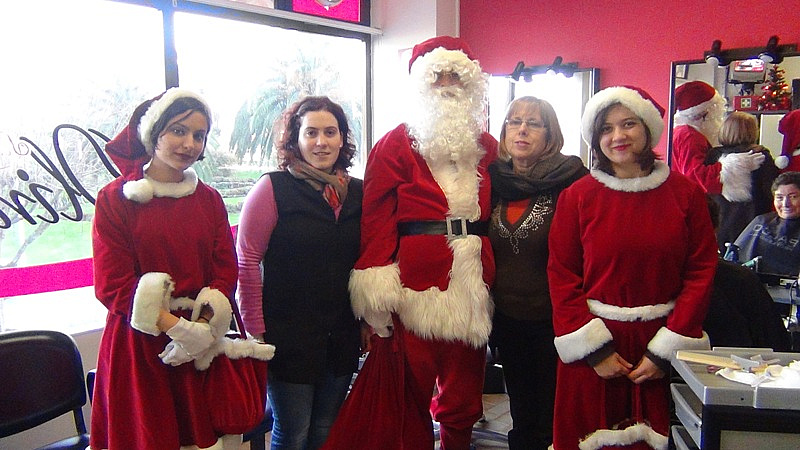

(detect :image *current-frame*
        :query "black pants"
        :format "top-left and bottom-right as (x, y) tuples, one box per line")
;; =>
(491, 311), (557, 450)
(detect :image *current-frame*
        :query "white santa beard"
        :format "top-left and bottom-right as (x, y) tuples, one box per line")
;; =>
(407, 87), (485, 220)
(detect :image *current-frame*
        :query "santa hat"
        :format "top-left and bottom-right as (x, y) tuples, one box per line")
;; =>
(776, 109), (800, 169)
(138, 88), (212, 155)
(581, 85), (665, 146)
(408, 36), (476, 72)
(103, 88), (209, 203)
(674, 80), (723, 119)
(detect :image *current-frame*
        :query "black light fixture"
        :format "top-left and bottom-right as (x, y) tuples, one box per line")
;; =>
(510, 61), (525, 81)
(759, 35), (782, 64)
(704, 40), (726, 68)
(510, 57), (579, 81)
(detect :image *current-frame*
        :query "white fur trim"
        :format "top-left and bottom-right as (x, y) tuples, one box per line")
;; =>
(554, 318), (613, 364)
(581, 86), (664, 147)
(775, 155), (790, 170)
(169, 296), (196, 311)
(349, 264), (404, 319)
(587, 300), (675, 322)
(719, 153), (755, 202)
(193, 337), (275, 371)
(578, 422), (667, 450)
(395, 236), (493, 348)
(647, 326), (710, 360)
(123, 168), (199, 203)
(719, 153), (753, 202)
(138, 87), (211, 155)
(193, 287), (233, 339)
(130, 272), (174, 336)
(673, 92), (724, 122)
(409, 46), (483, 92)
(590, 160), (669, 192)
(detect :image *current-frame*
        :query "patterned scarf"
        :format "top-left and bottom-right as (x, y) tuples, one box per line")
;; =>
(287, 161), (349, 209)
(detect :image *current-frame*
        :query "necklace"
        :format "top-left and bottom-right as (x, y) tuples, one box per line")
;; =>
(492, 193), (553, 254)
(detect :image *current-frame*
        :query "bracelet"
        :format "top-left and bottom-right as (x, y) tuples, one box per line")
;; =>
(196, 316), (210, 323)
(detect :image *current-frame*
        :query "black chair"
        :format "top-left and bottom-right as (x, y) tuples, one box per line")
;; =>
(0, 329), (90, 449)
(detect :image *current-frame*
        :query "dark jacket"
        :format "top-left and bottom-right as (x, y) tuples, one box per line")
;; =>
(262, 171), (363, 383)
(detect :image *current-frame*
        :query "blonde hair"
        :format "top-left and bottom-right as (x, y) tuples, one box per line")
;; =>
(497, 96), (564, 162)
(718, 111), (759, 146)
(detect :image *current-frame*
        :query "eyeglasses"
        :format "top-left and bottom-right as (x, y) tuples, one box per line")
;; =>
(505, 119), (546, 130)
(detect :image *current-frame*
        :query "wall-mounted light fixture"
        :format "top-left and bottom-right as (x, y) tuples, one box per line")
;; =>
(759, 35), (782, 64)
(509, 57), (579, 81)
(701, 36), (796, 67)
(704, 40), (725, 68)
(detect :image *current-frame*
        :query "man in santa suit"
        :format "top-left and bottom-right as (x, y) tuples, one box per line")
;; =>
(672, 80), (764, 199)
(349, 36), (497, 449)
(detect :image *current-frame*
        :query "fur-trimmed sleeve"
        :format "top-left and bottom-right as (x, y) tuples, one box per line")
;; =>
(548, 183), (613, 362)
(350, 127), (409, 315)
(648, 184), (715, 359)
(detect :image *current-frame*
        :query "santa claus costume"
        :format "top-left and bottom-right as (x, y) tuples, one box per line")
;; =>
(91, 89), (272, 450)
(672, 80), (762, 200)
(548, 86), (717, 449)
(776, 109), (800, 172)
(347, 36), (497, 449)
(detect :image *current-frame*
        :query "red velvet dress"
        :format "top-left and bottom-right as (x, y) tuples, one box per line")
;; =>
(547, 162), (717, 449)
(90, 174), (238, 450)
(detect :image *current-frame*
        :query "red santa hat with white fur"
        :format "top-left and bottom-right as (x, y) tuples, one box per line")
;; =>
(407, 36), (484, 91)
(776, 109), (800, 171)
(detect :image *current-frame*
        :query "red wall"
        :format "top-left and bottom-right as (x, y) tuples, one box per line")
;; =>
(460, 0), (800, 154)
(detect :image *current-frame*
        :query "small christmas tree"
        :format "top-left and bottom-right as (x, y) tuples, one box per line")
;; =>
(758, 64), (792, 111)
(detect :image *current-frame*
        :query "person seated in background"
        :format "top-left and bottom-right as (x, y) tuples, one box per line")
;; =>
(703, 195), (791, 351)
(705, 111), (778, 254)
(730, 171), (800, 277)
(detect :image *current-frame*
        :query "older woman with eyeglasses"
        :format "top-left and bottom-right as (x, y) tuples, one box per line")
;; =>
(487, 96), (587, 450)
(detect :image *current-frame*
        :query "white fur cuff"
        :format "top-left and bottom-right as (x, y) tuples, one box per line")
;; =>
(349, 264), (403, 319)
(130, 272), (174, 336)
(193, 287), (233, 339)
(719, 153), (755, 202)
(554, 318), (613, 364)
(579, 422), (667, 450)
(647, 326), (710, 361)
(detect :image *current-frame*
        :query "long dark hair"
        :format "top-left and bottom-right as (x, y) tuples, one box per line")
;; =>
(277, 96), (356, 171)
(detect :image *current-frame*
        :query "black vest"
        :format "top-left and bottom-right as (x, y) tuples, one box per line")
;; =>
(262, 171), (362, 383)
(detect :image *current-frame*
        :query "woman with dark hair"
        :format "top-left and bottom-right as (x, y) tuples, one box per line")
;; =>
(237, 96), (364, 450)
(547, 86), (718, 449)
(488, 96), (587, 450)
(91, 88), (272, 449)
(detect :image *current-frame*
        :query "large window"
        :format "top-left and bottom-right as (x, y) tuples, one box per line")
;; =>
(0, 0), (371, 333)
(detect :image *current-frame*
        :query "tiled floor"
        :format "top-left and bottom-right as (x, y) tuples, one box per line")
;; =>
(241, 393), (511, 449)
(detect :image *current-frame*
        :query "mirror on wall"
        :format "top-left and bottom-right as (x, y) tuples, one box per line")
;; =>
(667, 51), (800, 162)
(489, 68), (599, 167)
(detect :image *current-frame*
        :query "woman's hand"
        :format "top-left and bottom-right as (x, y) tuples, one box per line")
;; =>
(627, 355), (665, 384)
(592, 352), (633, 379)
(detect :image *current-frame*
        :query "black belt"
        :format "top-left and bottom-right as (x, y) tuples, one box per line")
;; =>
(397, 219), (488, 238)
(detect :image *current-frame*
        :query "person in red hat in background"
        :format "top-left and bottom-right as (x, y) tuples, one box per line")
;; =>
(672, 80), (765, 199)
(776, 109), (800, 171)
(548, 86), (717, 449)
(345, 35), (498, 449)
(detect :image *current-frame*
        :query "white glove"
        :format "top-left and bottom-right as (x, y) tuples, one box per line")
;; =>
(158, 341), (194, 366)
(721, 150), (765, 172)
(363, 309), (393, 338)
(166, 317), (215, 356)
